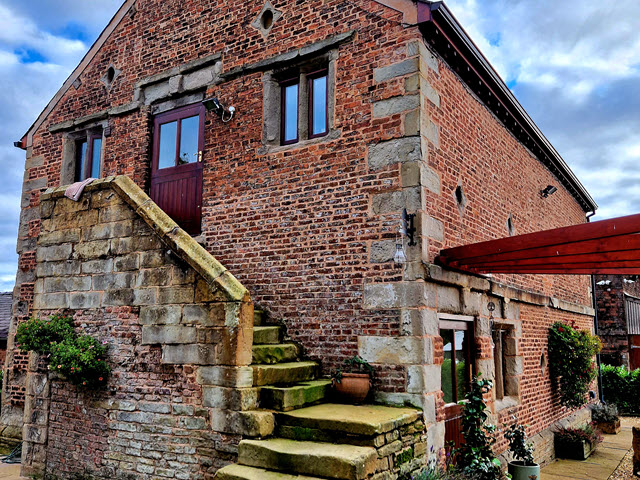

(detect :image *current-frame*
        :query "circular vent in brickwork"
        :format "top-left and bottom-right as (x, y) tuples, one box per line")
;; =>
(251, 1), (282, 37)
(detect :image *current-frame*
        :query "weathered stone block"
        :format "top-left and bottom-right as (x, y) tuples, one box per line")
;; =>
(74, 240), (110, 259)
(142, 326), (197, 345)
(210, 409), (274, 437)
(372, 95), (420, 118)
(43, 276), (91, 293)
(203, 386), (259, 410)
(364, 282), (434, 309)
(406, 365), (441, 394)
(374, 58), (419, 83)
(359, 336), (432, 365)
(133, 288), (158, 306)
(114, 253), (140, 272)
(196, 366), (254, 388)
(371, 187), (421, 215)
(368, 137), (421, 170)
(157, 286), (195, 304)
(69, 292), (102, 309)
(33, 293), (68, 310)
(140, 305), (182, 325)
(92, 272), (135, 291)
(38, 229), (81, 247)
(370, 240), (396, 264)
(400, 309), (438, 337)
(103, 288), (134, 306)
(83, 221), (133, 241)
(81, 258), (114, 274)
(36, 244), (73, 263)
(36, 260), (81, 278)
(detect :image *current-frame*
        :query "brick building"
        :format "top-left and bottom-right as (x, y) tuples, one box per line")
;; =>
(5, 0), (599, 478)
(595, 275), (640, 369)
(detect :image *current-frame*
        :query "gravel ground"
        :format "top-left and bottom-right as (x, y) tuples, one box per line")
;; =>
(609, 417), (639, 480)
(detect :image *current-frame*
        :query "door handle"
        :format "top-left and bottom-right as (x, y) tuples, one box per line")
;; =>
(193, 151), (203, 162)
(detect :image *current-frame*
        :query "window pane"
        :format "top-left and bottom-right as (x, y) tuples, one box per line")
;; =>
(455, 330), (469, 400)
(77, 141), (88, 181)
(441, 329), (454, 404)
(283, 83), (298, 143)
(90, 138), (102, 178)
(311, 75), (327, 135)
(178, 116), (199, 165)
(158, 121), (178, 169)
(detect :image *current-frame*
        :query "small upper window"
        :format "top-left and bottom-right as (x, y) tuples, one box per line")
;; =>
(281, 78), (299, 145)
(278, 68), (330, 146)
(309, 70), (328, 138)
(75, 133), (102, 181)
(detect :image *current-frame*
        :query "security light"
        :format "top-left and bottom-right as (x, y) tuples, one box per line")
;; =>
(540, 185), (557, 198)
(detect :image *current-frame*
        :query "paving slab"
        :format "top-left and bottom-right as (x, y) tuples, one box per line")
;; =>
(276, 403), (421, 436)
(0, 464), (22, 479)
(541, 417), (637, 480)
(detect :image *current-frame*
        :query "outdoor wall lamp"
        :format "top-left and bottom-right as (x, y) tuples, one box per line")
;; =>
(203, 97), (236, 122)
(402, 209), (417, 246)
(540, 185), (558, 198)
(394, 221), (408, 265)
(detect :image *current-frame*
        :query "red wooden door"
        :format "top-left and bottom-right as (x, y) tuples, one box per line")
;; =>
(151, 104), (205, 235)
(631, 336), (640, 371)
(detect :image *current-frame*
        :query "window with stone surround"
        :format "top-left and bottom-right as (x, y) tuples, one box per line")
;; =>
(492, 323), (520, 407)
(262, 53), (336, 149)
(61, 128), (105, 185)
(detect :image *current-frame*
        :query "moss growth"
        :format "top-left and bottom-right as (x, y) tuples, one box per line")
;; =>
(396, 446), (414, 465)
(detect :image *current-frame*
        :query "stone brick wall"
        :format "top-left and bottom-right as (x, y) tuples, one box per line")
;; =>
(595, 275), (628, 366)
(20, 177), (258, 479)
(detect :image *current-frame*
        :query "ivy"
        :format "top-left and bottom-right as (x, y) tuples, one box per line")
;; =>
(16, 315), (110, 388)
(547, 322), (601, 409)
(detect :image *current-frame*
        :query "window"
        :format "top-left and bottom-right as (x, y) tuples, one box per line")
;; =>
(281, 78), (299, 145)
(155, 105), (203, 169)
(280, 70), (329, 145)
(308, 70), (328, 138)
(75, 133), (103, 181)
(262, 58), (334, 150)
(492, 325), (517, 401)
(440, 317), (474, 404)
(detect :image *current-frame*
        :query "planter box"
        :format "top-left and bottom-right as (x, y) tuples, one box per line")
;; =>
(595, 419), (621, 435)
(554, 436), (595, 460)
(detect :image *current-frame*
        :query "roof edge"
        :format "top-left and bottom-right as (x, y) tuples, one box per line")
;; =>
(21, 0), (137, 148)
(421, 2), (597, 213)
(41, 176), (250, 303)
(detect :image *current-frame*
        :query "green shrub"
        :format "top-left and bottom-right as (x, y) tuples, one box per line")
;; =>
(548, 322), (601, 409)
(15, 315), (75, 355)
(504, 422), (535, 466)
(591, 402), (619, 423)
(601, 364), (640, 414)
(16, 315), (110, 388)
(554, 422), (603, 446)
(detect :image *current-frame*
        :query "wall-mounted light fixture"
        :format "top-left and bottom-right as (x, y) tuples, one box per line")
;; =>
(394, 220), (408, 265)
(203, 97), (236, 123)
(540, 185), (558, 198)
(402, 209), (417, 246)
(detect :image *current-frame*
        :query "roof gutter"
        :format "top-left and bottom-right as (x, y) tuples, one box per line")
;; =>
(417, 1), (597, 213)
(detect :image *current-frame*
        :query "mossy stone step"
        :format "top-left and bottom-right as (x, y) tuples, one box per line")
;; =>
(252, 343), (300, 365)
(252, 361), (318, 387)
(261, 380), (331, 411)
(215, 464), (324, 480)
(253, 326), (281, 345)
(238, 438), (377, 480)
(253, 309), (265, 326)
(276, 403), (421, 436)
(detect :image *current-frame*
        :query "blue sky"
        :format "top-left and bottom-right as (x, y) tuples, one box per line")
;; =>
(0, 0), (639, 292)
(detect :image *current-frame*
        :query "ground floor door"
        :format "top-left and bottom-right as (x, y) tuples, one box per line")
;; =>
(439, 314), (475, 451)
(630, 335), (640, 370)
(151, 103), (205, 235)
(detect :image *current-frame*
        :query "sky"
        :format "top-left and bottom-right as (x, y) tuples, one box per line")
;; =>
(0, 0), (639, 292)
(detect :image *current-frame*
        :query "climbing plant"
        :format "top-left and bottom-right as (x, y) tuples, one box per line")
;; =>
(457, 375), (503, 480)
(548, 322), (601, 409)
(16, 315), (110, 388)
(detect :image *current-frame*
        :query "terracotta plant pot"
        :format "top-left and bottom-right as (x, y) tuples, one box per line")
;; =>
(554, 436), (595, 460)
(333, 373), (371, 404)
(596, 419), (621, 435)
(508, 461), (540, 480)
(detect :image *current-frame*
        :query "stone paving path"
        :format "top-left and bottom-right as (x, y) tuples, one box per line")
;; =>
(542, 418), (636, 480)
(0, 464), (21, 479)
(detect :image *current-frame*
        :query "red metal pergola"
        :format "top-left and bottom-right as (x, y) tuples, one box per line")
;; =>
(437, 213), (640, 275)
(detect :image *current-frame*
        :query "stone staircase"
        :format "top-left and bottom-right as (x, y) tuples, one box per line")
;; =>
(214, 310), (427, 480)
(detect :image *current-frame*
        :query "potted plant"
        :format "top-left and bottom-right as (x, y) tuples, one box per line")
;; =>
(591, 402), (621, 434)
(504, 422), (540, 480)
(554, 423), (603, 460)
(332, 355), (374, 404)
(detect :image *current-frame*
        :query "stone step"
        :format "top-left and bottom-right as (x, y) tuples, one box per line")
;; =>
(253, 361), (318, 387)
(261, 380), (332, 411)
(238, 438), (377, 480)
(253, 309), (265, 326)
(253, 326), (281, 345)
(215, 464), (324, 480)
(252, 343), (301, 365)
(276, 403), (421, 437)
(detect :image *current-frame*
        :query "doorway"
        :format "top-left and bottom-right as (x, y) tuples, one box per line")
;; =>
(151, 103), (205, 235)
